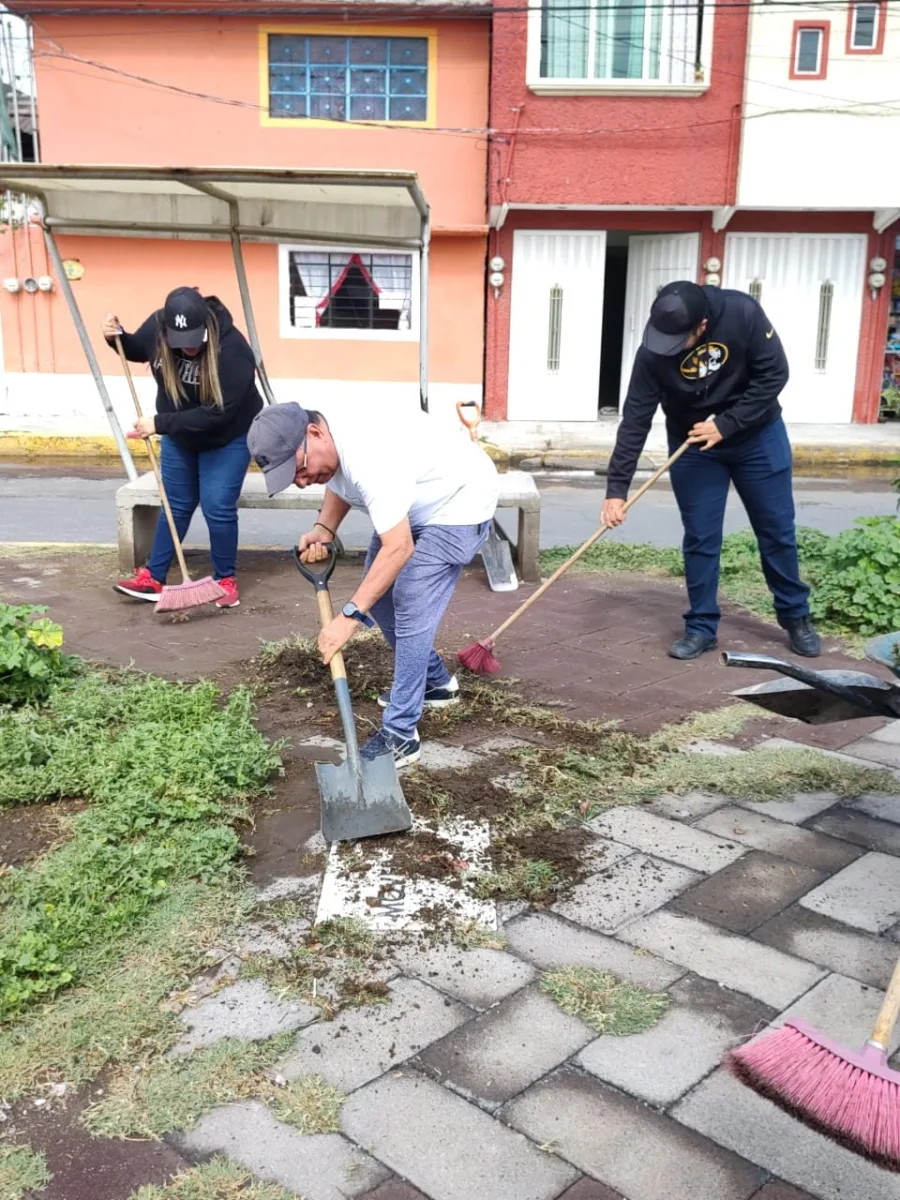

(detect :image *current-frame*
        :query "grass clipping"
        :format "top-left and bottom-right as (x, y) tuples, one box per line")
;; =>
(541, 967), (669, 1035)
(0, 1142), (52, 1200)
(129, 1158), (297, 1200)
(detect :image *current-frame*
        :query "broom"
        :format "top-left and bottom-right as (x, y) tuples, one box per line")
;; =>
(458, 430), (700, 674)
(725, 955), (900, 1171)
(115, 335), (226, 613)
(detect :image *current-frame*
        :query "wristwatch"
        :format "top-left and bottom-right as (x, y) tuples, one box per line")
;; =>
(342, 602), (375, 628)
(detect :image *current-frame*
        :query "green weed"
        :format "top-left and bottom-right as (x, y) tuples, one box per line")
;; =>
(128, 1158), (297, 1200)
(541, 967), (670, 1035)
(0, 1142), (51, 1199)
(472, 859), (560, 903)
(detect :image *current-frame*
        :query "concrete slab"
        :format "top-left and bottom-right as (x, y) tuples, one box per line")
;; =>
(237, 918), (311, 960)
(505, 911), (685, 991)
(504, 1068), (764, 1200)
(809, 808), (900, 856)
(798, 851), (900, 933)
(588, 809), (746, 874)
(839, 737), (900, 769)
(393, 943), (536, 1010)
(170, 978), (318, 1057)
(752, 905), (900, 990)
(278, 977), (472, 1092)
(845, 793), (900, 824)
(552, 854), (702, 934)
(866, 721), (900, 745)
(356, 1184), (430, 1200)
(668, 852), (826, 934)
(418, 985), (593, 1108)
(419, 743), (485, 772)
(577, 974), (773, 1107)
(618, 911), (826, 1008)
(647, 792), (730, 821)
(556, 1181), (625, 1200)
(179, 1101), (390, 1200)
(694, 806), (862, 873)
(672, 1069), (899, 1200)
(734, 792), (840, 826)
(749, 1185), (818, 1200)
(771, 970), (900, 1054)
(341, 1072), (578, 1200)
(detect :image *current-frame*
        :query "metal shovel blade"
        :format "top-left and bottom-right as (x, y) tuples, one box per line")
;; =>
(865, 632), (900, 680)
(723, 651), (900, 723)
(480, 520), (519, 593)
(317, 751), (412, 844)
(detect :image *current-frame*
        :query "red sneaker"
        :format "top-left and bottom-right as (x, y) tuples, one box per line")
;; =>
(113, 566), (163, 601)
(215, 577), (240, 608)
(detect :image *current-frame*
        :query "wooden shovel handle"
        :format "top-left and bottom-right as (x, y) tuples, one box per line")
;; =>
(872, 957), (900, 1048)
(315, 583), (348, 684)
(456, 400), (481, 440)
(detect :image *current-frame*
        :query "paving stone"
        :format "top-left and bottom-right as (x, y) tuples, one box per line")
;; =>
(694, 806), (862, 872)
(357, 1183), (430, 1200)
(588, 809), (746, 873)
(498, 899), (529, 924)
(867, 720), (900, 745)
(840, 737), (900, 768)
(418, 985), (593, 1107)
(505, 1067), (764, 1200)
(170, 978), (318, 1056)
(577, 974), (772, 1107)
(556, 1180), (624, 1200)
(505, 911), (684, 990)
(179, 1101), (390, 1199)
(468, 734), (533, 755)
(809, 807), (900, 856)
(552, 853), (702, 934)
(647, 792), (730, 821)
(394, 943), (535, 1009)
(799, 851), (900, 933)
(672, 1068), (898, 1200)
(419, 742), (484, 771)
(619, 911), (826, 1008)
(734, 791), (840, 826)
(278, 977), (472, 1091)
(341, 1071), (578, 1200)
(846, 793), (900, 824)
(237, 918), (311, 960)
(669, 852), (826, 934)
(683, 739), (747, 758)
(772, 970), (900, 1054)
(749, 1184), (817, 1200)
(753, 736), (893, 772)
(752, 905), (900, 989)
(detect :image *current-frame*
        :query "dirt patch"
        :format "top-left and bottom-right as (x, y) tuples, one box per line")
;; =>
(499, 825), (592, 883)
(0, 798), (86, 868)
(340, 827), (470, 887)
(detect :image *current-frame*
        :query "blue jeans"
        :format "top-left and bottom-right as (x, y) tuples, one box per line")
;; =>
(147, 434), (250, 582)
(365, 522), (490, 739)
(668, 417), (810, 639)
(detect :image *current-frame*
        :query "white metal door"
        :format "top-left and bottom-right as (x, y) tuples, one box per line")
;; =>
(619, 232), (701, 405)
(507, 231), (607, 421)
(722, 233), (866, 424)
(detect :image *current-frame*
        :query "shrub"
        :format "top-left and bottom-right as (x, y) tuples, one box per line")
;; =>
(0, 604), (76, 705)
(808, 517), (900, 636)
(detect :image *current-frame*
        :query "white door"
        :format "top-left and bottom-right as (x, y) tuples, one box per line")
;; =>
(619, 232), (701, 405)
(507, 231), (606, 421)
(723, 233), (866, 424)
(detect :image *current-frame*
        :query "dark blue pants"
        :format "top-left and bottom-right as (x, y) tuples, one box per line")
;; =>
(148, 434), (250, 582)
(668, 417), (810, 639)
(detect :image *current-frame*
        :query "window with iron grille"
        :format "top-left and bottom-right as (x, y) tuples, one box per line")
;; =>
(268, 34), (429, 122)
(539, 0), (701, 85)
(282, 247), (416, 338)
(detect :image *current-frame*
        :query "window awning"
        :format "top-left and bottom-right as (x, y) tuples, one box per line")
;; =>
(0, 164), (429, 248)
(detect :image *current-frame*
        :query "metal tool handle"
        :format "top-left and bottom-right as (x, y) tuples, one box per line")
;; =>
(871, 957), (900, 1050)
(721, 651), (888, 717)
(292, 542), (338, 590)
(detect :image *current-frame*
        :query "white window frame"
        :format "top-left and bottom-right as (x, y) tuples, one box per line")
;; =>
(526, 0), (715, 96)
(849, 1), (880, 49)
(278, 243), (420, 342)
(794, 26), (825, 75)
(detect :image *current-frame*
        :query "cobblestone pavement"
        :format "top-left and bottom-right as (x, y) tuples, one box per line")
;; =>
(3, 549), (899, 1200)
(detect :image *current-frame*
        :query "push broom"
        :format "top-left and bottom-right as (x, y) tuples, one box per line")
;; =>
(726, 955), (900, 1171)
(458, 430), (702, 675)
(115, 335), (225, 614)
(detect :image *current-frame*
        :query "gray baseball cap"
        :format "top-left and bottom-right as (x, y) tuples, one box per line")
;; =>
(248, 402), (311, 497)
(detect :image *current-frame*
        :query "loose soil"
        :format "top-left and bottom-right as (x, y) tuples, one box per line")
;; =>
(0, 797), (86, 868)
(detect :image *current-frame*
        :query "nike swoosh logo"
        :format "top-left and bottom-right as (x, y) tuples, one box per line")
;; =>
(766, 329), (774, 339)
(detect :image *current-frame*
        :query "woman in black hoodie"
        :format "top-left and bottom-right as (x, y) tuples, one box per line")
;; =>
(105, 287), (263, 608)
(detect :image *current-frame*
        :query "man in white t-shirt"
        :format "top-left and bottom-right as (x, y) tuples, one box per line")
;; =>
(248, 402), (499, 768)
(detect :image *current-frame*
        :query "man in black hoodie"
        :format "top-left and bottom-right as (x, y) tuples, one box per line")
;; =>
(602, 281), (819, 661)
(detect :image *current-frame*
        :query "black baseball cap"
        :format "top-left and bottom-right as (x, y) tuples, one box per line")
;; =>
(643, 281), (709, 356)
(162, 286), (209, 350)
(247, 402), (312, 496)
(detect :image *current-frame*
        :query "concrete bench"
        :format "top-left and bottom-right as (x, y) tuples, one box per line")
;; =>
(116, 469), (541, 582)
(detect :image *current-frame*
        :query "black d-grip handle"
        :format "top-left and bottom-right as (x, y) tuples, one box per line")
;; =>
(292, 542), (337, 590)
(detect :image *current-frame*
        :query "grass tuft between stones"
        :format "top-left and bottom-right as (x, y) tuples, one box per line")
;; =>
(128, 1157), (298, 1200)
(540, 967), (670, 1035)
(0, 1142), (52, 1200)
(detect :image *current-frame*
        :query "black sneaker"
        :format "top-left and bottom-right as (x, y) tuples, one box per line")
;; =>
(361, 727), (421, 770)
(782, 616), (821, 658)
(377, 675), (460, 711)
(668, 631), (718, 660)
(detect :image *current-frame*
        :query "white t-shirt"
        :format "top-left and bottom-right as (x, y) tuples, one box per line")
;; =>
(325, 409), (499, 535)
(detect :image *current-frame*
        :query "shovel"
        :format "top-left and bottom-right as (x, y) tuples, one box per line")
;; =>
(293, 546), (412, 843)
(722, 651), (900, 724)
(865, 632), (900, 680)
(456, 400), (519, 593)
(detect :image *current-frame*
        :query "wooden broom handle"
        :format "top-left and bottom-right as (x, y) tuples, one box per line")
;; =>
(484, 430), (702, 644)
(871, 957), (900, 1048)
(115, 335), (192, 583)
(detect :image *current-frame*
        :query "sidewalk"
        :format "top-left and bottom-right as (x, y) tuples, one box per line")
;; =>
(2, 546), (899, 1200)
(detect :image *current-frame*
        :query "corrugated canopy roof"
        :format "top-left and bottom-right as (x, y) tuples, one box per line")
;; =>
(0, 164), (429, 247)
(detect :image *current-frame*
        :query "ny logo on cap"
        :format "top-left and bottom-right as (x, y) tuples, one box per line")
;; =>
(174, 314), (187, 329)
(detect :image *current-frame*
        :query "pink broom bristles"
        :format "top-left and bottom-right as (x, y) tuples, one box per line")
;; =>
(457, 638), (501, 675)
(156, 575), (226, 613)
(727, 1020), (900, 1171)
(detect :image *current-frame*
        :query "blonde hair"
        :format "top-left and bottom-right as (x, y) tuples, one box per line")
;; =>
(157, 310), (224, 409)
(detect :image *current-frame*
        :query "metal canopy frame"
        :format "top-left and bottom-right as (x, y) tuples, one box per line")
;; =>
(0, 165), (432, 481)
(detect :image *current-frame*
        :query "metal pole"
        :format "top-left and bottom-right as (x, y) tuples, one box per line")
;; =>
(44, 224), (138, 481)
(418, 212), (431, 413)
(229, 211), (275, 405)
(3, 22), (22, 162)
(26, 20), (38, 162)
